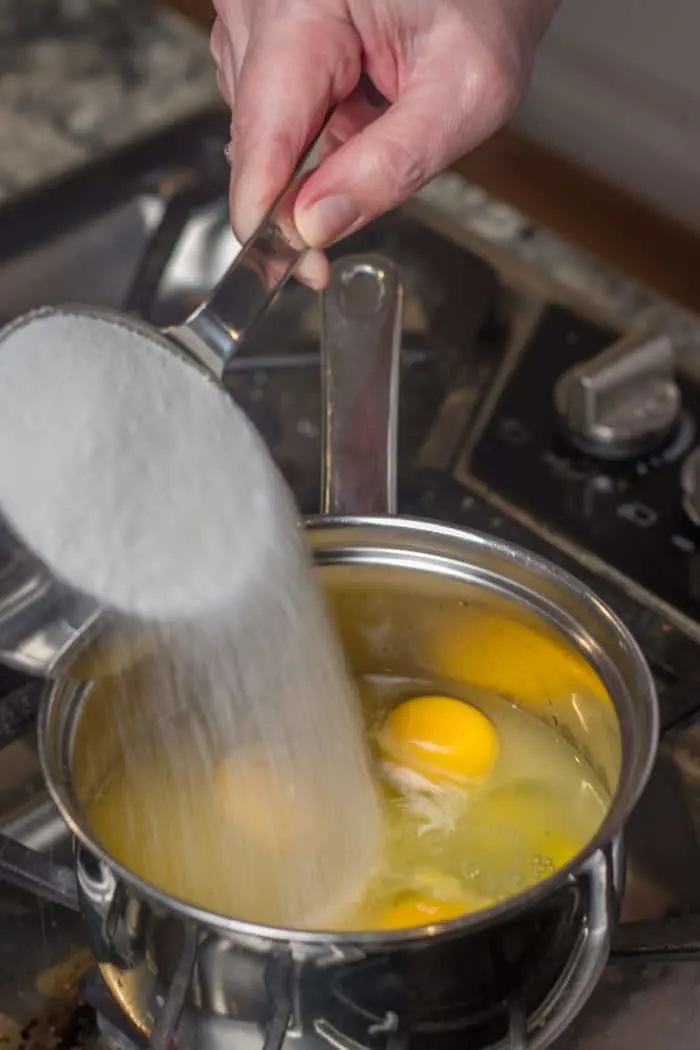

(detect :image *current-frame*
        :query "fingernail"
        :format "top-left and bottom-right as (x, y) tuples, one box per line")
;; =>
(297, 195), (360, 248)
(295, 250), (330, 291)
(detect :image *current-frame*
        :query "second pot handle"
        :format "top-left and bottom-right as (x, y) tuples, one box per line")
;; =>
(519, 847), (615, 1049)
(321, 255), (403, 517)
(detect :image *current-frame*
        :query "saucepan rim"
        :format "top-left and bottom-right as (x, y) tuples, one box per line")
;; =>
(38, 513), (658, 947)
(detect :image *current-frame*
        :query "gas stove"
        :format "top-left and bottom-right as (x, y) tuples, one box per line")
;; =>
(1, 108), (700, 1050)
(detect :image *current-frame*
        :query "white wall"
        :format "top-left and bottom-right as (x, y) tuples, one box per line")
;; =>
(514, 0), (700, 230)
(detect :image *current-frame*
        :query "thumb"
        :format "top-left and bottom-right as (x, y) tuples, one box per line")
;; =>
(294, 66), (517, 248)
(229, 18), (361, 245)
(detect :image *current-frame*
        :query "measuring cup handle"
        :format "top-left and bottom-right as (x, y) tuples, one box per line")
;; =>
(168, 123), (330, 378)
(320, 255), (403, 517)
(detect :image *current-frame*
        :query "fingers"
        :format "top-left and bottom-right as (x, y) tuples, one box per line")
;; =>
(210, 18), (239, 115)
(294, 50), (519, 248)
(213, 13), (333, 289)
(317, 77), (389, 163)
(209, 16), (227, 68)
(264, 171), (330, 290)
(211, 1), (530, 287)
(228, 17), (362, 245)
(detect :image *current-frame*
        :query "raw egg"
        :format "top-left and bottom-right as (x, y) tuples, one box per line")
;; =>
(215, 747), (324, 851)
(379, 695), (499, 784)
(478, 781), (583, 869)
(379, 894), (469, 930)
(425, 611), (609, 709)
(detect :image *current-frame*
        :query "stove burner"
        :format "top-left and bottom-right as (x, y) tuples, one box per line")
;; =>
(552, 330), (682, 462)
(467, 304), (700, 624)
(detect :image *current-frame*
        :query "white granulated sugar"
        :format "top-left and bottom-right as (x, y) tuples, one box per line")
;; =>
(0, 307), (383, 927)
(0, 310), (285, 619)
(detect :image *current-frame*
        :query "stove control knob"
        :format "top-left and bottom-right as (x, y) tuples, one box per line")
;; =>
(681, 447), (700, 528)
(554, 330), (681, 459)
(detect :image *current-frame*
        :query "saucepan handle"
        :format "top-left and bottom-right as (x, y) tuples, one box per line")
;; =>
(519, 847), (615, 1049)
(320, 254), (403, 516)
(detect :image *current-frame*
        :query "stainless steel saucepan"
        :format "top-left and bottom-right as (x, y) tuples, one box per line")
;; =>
(0, 254), (657, 1050)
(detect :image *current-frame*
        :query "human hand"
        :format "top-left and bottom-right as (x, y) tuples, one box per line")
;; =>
(211, 0), (560, 288)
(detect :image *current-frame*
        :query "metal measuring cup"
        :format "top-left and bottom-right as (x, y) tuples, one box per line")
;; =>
(0, 127), (397, 678)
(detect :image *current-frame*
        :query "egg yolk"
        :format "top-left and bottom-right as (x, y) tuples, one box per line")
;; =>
(215, 747), (324, 851)
(425, 612), (609, 710)
(379, 895), (469, 929)
(379, 695), (499, 783)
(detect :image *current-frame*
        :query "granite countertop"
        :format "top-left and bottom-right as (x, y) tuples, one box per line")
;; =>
(0, 0), (220, 203)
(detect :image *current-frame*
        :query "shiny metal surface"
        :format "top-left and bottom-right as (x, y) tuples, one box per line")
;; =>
(69, 842), (619, 1050)
(23, 516), (639, 1048)
(553, 329), (681, 458)
(321, 256), (402, 516)
(25, 529), (635, 1048)
(0, 794), (68, 853)
(168, 124), (326, 377)
(38, 514), (648, 937)
(0, 519), (101, 677)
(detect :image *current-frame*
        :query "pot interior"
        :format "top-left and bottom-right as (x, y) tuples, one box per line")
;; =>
(42, 517), (656, 936)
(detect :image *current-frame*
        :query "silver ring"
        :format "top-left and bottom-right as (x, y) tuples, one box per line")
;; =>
(224, 141), (233, 167)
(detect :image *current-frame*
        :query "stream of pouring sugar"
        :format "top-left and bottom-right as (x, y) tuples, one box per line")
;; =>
(0, 310), (383, 926)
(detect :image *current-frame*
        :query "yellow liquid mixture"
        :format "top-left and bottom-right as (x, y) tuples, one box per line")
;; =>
(85, 675), (609, 931)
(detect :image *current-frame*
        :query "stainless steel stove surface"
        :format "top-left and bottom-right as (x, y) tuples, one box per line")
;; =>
(1, 109), (700, 1050)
